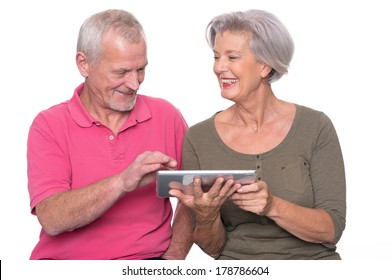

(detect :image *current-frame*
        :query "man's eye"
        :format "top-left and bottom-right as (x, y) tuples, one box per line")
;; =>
(114, 71), (128, 76)
(213, 56), (220, 60)
(229, 56), (238, 60)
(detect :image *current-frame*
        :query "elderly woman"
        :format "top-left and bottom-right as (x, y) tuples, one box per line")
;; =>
(171, 9), (346, 259)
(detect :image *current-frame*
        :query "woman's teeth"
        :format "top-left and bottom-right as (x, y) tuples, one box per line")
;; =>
(222, 78), (238, 84)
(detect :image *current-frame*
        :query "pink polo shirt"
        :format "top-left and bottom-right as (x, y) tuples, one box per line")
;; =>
(27, 83), (188, 259)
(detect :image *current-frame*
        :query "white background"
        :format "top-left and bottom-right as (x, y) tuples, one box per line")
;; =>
(1, 0), (389, 278)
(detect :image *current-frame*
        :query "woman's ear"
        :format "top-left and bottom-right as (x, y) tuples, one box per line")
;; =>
(260, 64), (273, 79)
(76, 52), (89, 78)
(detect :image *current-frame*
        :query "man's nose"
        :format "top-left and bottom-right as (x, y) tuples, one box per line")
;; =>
(124, 72), (140, 91)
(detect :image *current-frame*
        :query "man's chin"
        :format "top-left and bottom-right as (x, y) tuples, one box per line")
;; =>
(110, 95), (137, 111)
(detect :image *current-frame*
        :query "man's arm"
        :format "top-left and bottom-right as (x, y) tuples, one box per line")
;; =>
(35, 151), (177, 236)
(35, 175), (124, 236)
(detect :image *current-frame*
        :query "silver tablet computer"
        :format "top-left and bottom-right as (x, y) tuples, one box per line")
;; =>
(156, 170), (257, 198)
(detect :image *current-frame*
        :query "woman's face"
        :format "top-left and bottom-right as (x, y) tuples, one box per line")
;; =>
(212, 31), (269, 103)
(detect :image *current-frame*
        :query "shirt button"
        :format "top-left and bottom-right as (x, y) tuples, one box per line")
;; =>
(109, 135), (115, 141)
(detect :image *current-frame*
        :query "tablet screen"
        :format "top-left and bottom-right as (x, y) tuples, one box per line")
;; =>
(156, 170), (256, 197)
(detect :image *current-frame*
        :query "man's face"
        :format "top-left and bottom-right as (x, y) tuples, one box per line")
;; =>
(85, 31), (148, 112)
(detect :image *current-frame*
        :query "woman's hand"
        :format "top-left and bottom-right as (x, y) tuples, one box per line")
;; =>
(231, 180), (274, 216)
(169, 177), (241, 223)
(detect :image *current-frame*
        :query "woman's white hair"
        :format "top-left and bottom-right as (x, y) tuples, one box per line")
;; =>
(206, 9), (294, 83)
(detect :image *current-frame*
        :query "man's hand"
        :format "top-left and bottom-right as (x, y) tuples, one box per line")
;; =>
(119, 151), (177, 193)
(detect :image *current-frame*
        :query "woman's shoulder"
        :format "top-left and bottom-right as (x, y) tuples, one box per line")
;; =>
(186, 114), (218, 137)
(294, 104), (336, 135)
(296, 104), (332, 122)
(190, 113), (218, 128)
(297, 104), (321, 115)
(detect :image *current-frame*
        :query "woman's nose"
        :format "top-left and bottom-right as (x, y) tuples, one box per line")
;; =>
(214, 59), (228, 73)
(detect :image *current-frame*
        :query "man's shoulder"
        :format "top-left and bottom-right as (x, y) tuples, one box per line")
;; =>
(138, 94), (176, 108)
(137, 94), (183, 118)
(33, 100), (70, 122)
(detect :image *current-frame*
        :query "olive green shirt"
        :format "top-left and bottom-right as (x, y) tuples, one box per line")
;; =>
(183, 105), (346, 260)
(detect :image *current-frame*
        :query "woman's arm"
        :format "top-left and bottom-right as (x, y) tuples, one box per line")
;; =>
(170, 177), (240, 258)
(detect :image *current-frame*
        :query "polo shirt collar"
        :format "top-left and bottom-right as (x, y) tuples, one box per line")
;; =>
(68, 83), (151, 129)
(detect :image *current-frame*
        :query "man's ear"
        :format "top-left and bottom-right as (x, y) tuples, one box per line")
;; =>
(76, 52), (89, 78)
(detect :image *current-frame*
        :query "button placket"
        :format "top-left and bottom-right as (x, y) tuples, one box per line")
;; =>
(256, 154), (262, 181)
